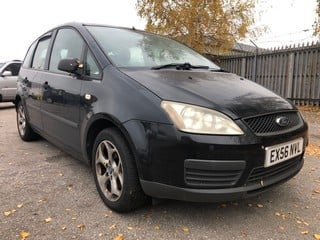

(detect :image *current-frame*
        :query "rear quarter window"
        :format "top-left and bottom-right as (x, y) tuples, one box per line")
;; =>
(31, 37), (51, 70)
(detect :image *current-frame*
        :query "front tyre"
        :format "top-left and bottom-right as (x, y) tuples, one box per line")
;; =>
(16, 101), (38, 141)
(92, 128), (148, 212)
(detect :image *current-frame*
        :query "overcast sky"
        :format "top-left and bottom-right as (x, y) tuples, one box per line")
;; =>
(0, 0), (318, 62)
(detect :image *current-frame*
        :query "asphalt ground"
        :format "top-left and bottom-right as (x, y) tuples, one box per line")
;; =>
(0, 102), (319, 240)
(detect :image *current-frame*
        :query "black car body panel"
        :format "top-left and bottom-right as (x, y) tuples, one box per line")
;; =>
(16, 22), (308, 205)
(121, 69), (294, 119)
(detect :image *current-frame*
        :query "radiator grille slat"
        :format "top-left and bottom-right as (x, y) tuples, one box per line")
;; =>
(243, 112), (303, 135)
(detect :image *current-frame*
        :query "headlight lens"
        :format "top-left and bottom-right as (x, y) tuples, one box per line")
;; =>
(161, 101), (244, 135)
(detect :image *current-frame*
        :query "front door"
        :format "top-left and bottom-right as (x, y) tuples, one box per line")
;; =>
(41, 28), (85, 152)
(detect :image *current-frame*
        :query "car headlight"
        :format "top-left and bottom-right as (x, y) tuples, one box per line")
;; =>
(161, 101), (244, 135)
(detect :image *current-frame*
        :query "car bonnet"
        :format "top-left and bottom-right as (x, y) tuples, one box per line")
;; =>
(121, 69), (294, 119)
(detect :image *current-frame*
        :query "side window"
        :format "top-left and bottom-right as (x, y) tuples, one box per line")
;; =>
(49, 28), (84, 73)
(4, 63), (21, 76)
(23, 41), (37, 68)
(32, 37), (51, 70)
(84, 51), (101, 79)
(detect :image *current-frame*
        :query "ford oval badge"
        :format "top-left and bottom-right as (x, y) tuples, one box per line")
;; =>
(275, 116), (289, 127)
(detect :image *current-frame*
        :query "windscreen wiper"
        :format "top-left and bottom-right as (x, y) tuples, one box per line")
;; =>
(151, 62), (209, 70)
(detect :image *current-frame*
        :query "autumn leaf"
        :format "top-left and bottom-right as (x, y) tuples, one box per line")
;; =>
(45, 217), (52, 223)
(313, 190), (320, 194)
(77, 224), (85, 230)
(20, 231), (30, 239)
(301, 230), (309, 235)
(17, 204), (23, 208)
(306, 144), (320, 157)
(4, 211), (11, 216)
(62, 226), (67, 230)
(314, 233), (320, 240)
(127, 226), (133, 230)
(154, 226), (160, 230)
(182, 227), (189, 233)
(257, 204), (264, 208)
(113, 233), (124, 240)
(109, 224), (116, 230)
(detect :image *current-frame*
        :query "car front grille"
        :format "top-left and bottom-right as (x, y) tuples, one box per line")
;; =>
(243, 112), (303, 136)
(246, 156), (303, 186)
(184, 159), (245, 188)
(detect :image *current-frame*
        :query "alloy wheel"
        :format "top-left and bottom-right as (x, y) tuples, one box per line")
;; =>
(95, 140), (124, 201)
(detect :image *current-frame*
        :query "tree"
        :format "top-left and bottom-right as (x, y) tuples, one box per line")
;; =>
(136, 0), (256, 53)
(314, 0), (320, 36)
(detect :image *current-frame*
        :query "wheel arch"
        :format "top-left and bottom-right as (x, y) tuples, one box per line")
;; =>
(84, 114), (139, 171)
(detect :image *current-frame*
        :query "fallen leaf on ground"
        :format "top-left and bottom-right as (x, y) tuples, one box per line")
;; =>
(109, 224), (116, 230)
(154, 225), (160, 230)
(4, 211), (11, 216)
(77, 224), (85, 230)
(257, 204), (264, 208)
(306, 144), (320, 157)
(61, 226), (67, 230)
(45, 217), (52, 223)
(17, 204), (23, 208)
(314, 233), (320, 240)
(313, 190), (320, 194)
(127, 226), (133, 230)
(182, 227), (189, 233)
(20, 231), (30, 239)
(113, 234), (123, 240)
(301, 230), (309, 235)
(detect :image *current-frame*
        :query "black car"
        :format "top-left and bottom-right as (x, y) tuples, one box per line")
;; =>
(16, 22), (308, 212)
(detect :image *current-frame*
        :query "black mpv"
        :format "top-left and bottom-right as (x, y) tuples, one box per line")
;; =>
(16, 23), (308, 212)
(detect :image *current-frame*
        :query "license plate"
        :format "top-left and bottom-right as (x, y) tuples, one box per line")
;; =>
(264, 138), (304, 167)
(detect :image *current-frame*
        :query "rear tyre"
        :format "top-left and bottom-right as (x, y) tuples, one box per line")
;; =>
(92, 128), (148, 212)
(16, 101), (38, 141)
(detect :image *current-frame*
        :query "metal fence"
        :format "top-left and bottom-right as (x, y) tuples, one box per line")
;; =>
(212, 43), (320, 106)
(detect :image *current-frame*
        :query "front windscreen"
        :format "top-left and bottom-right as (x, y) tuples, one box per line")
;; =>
(86, 26), (219, 69)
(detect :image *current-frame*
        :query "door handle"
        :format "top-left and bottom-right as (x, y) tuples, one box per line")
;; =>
(43, 81), (49, 90)
(22, 77), (29, 84)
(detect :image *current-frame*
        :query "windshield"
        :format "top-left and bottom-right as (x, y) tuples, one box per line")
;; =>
(86, 26), (219, 69)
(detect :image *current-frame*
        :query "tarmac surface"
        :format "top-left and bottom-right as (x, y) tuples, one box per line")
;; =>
(0, 102), (319, 240)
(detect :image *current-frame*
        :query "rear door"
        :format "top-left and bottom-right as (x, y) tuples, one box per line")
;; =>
(19, 34), (52, 130)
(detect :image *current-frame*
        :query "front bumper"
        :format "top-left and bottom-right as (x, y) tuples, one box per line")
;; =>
(123, 119), (308, 202)
(140, 156), (303, 202)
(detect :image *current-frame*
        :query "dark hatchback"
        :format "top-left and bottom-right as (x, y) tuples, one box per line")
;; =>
(16, 22), (308, 212)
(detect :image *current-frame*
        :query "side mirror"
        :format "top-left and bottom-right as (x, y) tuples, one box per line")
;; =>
(1, 70), (12, 77)
(58, 58), (81, 74)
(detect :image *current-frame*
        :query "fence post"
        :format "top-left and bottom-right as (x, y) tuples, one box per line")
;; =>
(241, 57), (246, 77)
(285, 53), (295, 100)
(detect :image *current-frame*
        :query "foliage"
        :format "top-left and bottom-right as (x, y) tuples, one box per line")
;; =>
(314, 0), (320, 36)
(136, 0), (257, 53)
